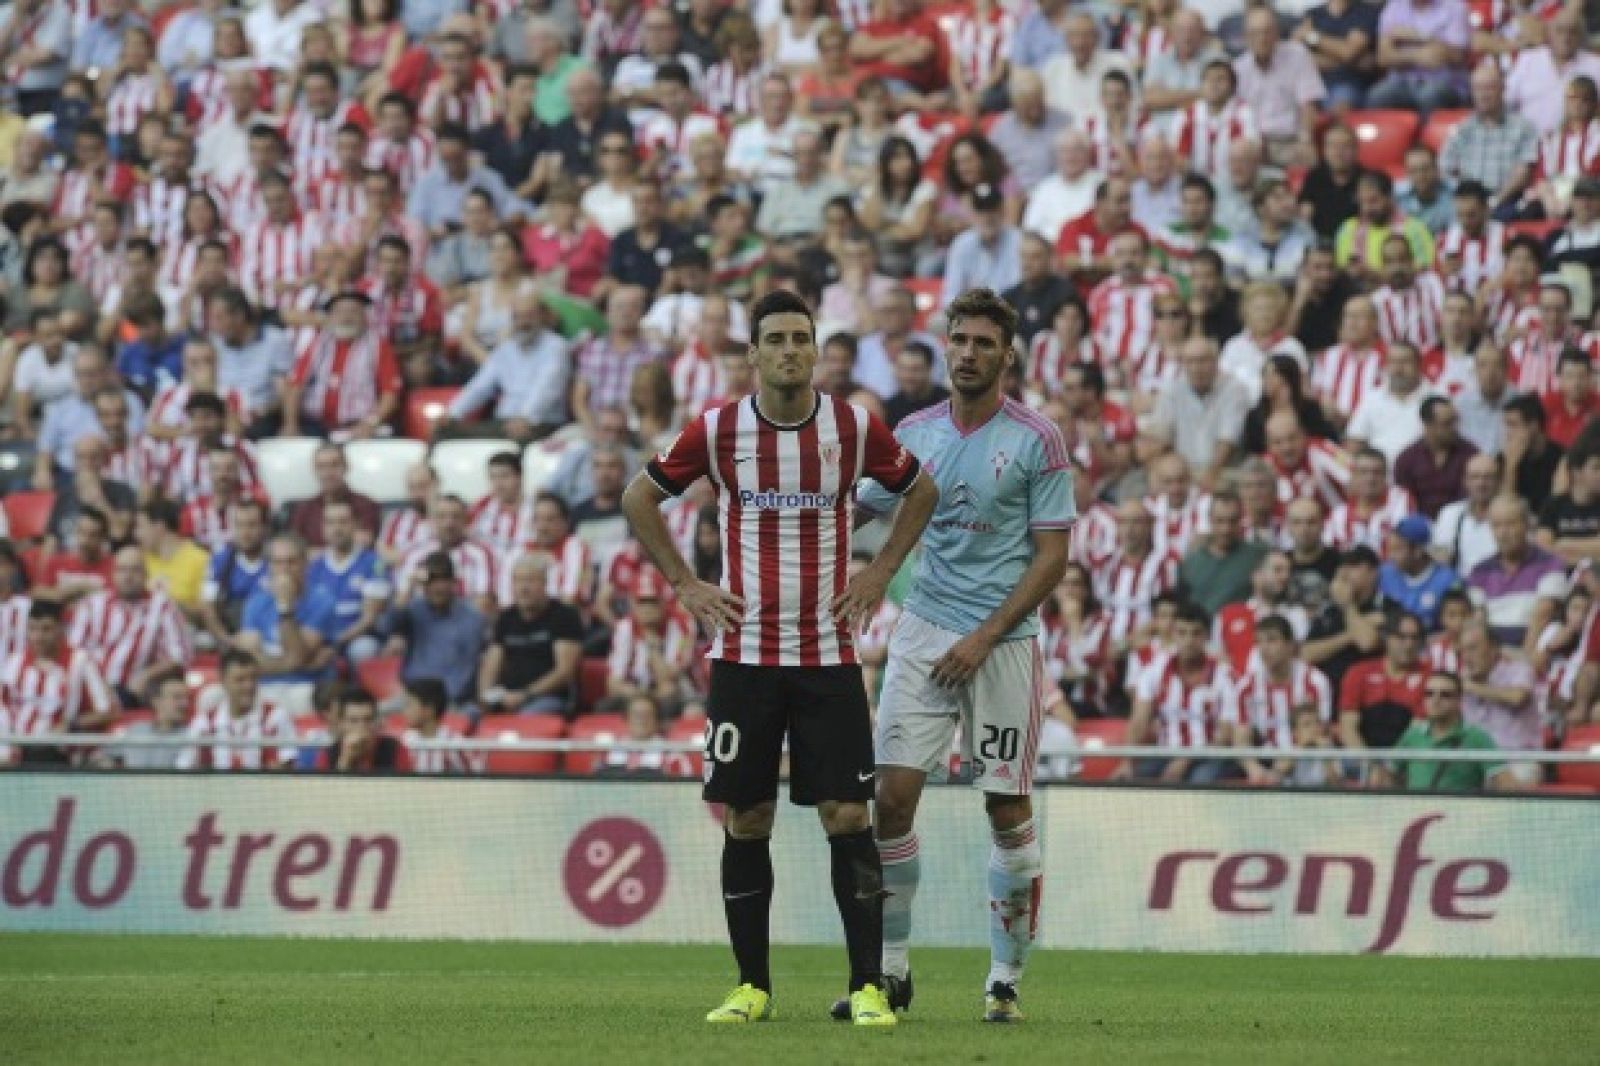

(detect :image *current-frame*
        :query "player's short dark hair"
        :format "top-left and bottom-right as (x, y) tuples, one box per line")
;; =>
(655, 61), (691, 88)
(1504, 392), (1546, 428)
(749, 288), (814, 342)
(1256, 614), (1294, 643)
(1453, 180), (1490, 203)
(405, 677), (449, 717)
(1175, 602), (1211, 630)
(1066, 360), (1106, 396)
(141, 498), (180, 532)
(946, 287), (1020, 351)
(534, 490), (570, 522)
(376, 234), (412, 259)
(221, 649), (259, 674)
(489, 450), (522, 475)
(1181, 173), (1216, 202)
(185, 391), (227, 417)
(1419, 396), (1454, 426)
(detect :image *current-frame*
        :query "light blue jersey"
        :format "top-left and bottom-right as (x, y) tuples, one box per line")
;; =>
(859, 398), (1076, 640)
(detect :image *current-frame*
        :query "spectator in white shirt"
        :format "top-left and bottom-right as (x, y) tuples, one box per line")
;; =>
(1021, 129), (1102, 245)
(1505, 12), (1600, 134)
(1347, 342), (1440, 465)
(724, 71), (813, 192)
(1042, 12), (1133, 115)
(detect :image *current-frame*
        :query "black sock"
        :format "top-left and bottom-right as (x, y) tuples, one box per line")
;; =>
(829, 829), (884, 993)
(721, 832), (774, 993)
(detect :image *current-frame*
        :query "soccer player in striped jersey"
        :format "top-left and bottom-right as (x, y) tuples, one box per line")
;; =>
(623, 289), (938, 1027)
(846, 289), (1074, 1024)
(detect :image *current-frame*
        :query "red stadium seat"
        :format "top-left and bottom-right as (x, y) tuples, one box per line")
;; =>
(565, 713), (628, 775)
(355, 656), (405, 702)
(1073, 718), (1128, 782)
(1348, 110), (1421, 178)
(3, 491), (54, 541)
(666, 715), (707, 779)
(1556, 724), (1600, 790)
(577, 656), (609, 712)
(442, 711), (474, 736)
(1505, 219), (1561, 244)
(402, 387), (461, 441)
(904, 278), (943, 330)
(1421, 109), (1470, 154)
(480, 715), (563, 775)
(1468, 0), (1495, 30)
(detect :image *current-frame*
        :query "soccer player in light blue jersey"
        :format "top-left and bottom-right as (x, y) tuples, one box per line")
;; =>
(842, 288), (1075, 1023)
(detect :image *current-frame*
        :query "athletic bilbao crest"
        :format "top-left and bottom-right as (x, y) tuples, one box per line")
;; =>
(820, 443), (841, 468)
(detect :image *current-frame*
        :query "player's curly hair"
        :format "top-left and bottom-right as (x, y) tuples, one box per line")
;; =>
(945, 288), (1020, 351)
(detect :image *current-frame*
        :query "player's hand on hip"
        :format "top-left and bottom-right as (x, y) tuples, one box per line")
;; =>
(834, 563), (891, 632)
(678, 578), (745, 633)
(930, 630), (997, 689)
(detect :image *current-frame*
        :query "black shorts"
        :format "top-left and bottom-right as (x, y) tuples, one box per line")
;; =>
(703, 661), (875, 809)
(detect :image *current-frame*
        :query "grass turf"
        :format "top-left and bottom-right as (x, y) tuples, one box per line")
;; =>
(1, 935), (1595, 1065)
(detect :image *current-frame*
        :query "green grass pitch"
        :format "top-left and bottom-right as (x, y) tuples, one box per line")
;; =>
(2, 935), (1596, 1064)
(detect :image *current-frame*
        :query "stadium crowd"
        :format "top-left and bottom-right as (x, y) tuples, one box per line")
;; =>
(0, 0), (1598, 791)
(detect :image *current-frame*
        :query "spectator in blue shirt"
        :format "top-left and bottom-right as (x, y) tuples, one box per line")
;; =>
(385, 552), (487, 710)
(199, 498), (270, 644)
(70, 0), (147, 73)
(1379, 515), (1462, 630)
(115, 293), (185, 401)
(942, 184), (1023, 304)
(305, 499), (392, 665)
(35, 347), (146, 482)
(236, 533), (340, 687)
(406, 124), (522, 239)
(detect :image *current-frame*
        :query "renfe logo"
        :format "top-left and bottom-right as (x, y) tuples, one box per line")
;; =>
(1146, 814), (1510, 954)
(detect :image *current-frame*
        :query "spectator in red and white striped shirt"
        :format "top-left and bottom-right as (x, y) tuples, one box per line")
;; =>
(237, 171), (323, 313)
(500, 491), (594, 607)
(180, 449), (266, 551)
(1265, 410), (1350, 513)
(1436, 182), (1504, 294)
(1095, 497), (1182, 649)
(1311, 295), (1386, 430)
(307, 124), (372, 231)
(419, 31), (502, 133)
(947, 0), (1015, 119)
(1120, 601), (1228, 783)
(470, 451), (535, 560)
(0, 600), (118, 765)
(366, 92), (436, 196)
(177, 650), (298, 771)
(379, 462), (439, 567)
(285, 62), (372, 190)
(1326, 447), (1416, 555)
(1373, 233), (1446, 354)
(358, 235), (443, 372)
(397, 495), (500, 618)
(396, 677), (482, 774)
(68, 547), (191, 704)
(1219, 614), (1334, 784)
(1088, 230), (1178, 363)
(282, 290), (402, 438)
(1146, 452), (1209, 557)
(606, 570), (694, 707)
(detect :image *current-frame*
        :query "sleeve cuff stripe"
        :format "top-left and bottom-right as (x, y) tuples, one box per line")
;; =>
(885, 457), (922, 496)
(644, 462), (684, 497)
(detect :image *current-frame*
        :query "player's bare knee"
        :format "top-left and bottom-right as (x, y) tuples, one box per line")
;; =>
(725, 801), (776, 839)
(874, 771), (925, 838)
(817, 800), (870, 835)
(985, 792), (1032, 830)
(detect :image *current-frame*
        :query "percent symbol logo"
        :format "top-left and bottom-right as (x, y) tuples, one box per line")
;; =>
(562, 817), (667, 928)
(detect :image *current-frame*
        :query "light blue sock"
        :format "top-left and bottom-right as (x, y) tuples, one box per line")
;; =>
(987, 819), (1042, 989)
(877, 832), (920, 980)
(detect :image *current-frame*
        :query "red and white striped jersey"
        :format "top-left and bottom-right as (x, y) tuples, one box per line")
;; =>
(67, 591), (191, 690)
(71, 239), (126, 306)
(1027, 331), (1101, 397)
(1485, 284), (1540, 343)
(148, 381), (252, 434)
(1040, 609), (1112, 709)
(1072, 502), (1119, 578)
(397, 537), (499, 601)
(702, 61), (760, 118)
(1325, 486), (1415, 553)
(1426, 633), (1461, 673)
(238, 212), (324, 311)
(1089, 272), (1178, 362)
(1122, 20), (1172, 68)
(105, 70), (162, 136)
(948, 8), (1016, 89)
(132, 177), (190, 250)
(0, 646), (115, 737)
(397, 723), (483, 774)
(1135, 651), (1226, 748)
(1094, 548), (1181, 647)
(1508, 325), (1583, 396)
(498, 535), (594, 606)
(333, 212), (431, 273)
(208, 168), (279, 233)
(647, 392), (921, 666)
(158, 234), (235, 294)
(833, 0), (874, 29)
(1146, 489), (1210, 557)
(1534, 119), (1600, 181)
(159, 436), (263, 501)
(1080, 109), (1146, 177)
(186, 66), (274, 131)
(1435, 221), (1504, 293)
(1123, 637), (1173, 698)
(1310, 343), (1386, 419)
(379, 508), (431, 563)
(1127, 339), (1182, 394)
(51, 163), (138, 225)
(284, 100), (371, 188)
(1374, 272), (1447, 352)
(358, 272), (444, 343)
(104, 436), (158, 489)
(1219, 657), (1333, 748)
(364, 130), (436, 194)
(305, 170), (368, 230)
(1269, 439), (1350, 513)
(671, 343), (726, 422)
(469, 493), (535, 560)
(1173, 98), (1258, 179)
(637, 109), (723, 180)
(0, 596), (30, 667)
(288, 330), (402, 429)
(181, 495), (238, 550)
(419, 66), (501, 132)
(177, 683), (297, 771)
(607, 614), (694, 691)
